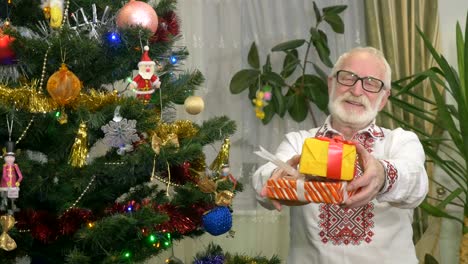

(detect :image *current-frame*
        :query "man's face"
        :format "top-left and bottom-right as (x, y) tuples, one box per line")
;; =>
(327, 52), (390, 128)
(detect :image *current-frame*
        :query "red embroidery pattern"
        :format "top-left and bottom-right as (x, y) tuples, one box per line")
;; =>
(315, 121), (385, 245)
(380, 160), (398, 193)
(319, 203), (375, 245)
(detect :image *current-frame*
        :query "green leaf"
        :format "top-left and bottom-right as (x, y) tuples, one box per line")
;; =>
(271, 39), (306, 52)
(313, 63), (329, 81)
(389, 97), (438, 125)
(248, 80), (259, 100)
(229, 69), (260, 94)
(281, 50), (300, 78)
(419, 201), (464, 224)
(456, 22), (464, 95)
(310, 29), (332, 67)
(318, 29), (329, 44)
(322, 5), (347, 15)
(272, 85), (286, 117)
(424, 254), (439, 264)
(429, 80), (463, 152)
(287, 94), (308, 122)
(417, 27), (463, 102)
(262, 72), (286, 87)
(296, 74), (328, 112)
(324, 14), (345, 34)
(436, 187), (463, 209)
(263, 55), (272, 73)
(313, 2), (322, 24)
(247, 42), (260, 69)
(314, 40), (333, 67)
(462, 16), (468, 103)
(262, 103), (275, 124)
(310, 27), (320, 41)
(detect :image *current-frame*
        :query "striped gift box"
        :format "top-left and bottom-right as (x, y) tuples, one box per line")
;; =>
(265, 178), (356, 204)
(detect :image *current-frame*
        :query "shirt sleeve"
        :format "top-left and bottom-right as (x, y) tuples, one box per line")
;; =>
(251, 130), (311, 210)
(376, 128), (428, 208)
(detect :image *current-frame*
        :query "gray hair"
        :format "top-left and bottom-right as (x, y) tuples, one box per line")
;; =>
(329, 47), (392, 90)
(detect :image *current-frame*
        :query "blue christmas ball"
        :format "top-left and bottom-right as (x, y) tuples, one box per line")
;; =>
(202, 206), (232, 236)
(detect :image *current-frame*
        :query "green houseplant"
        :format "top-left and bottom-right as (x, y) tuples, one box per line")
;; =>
(229, 2), (347, 125)
(385, 14), (468, 263)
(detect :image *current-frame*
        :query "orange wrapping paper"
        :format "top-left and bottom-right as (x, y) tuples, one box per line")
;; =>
(266, 178), (356, 204)
(299, 137), (356, 181)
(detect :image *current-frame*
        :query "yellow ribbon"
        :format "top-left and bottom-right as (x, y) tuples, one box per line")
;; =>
(0, 215), (17, 251)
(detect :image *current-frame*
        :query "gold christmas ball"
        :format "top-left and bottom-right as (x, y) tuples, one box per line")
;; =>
(184, 96), (204, 115)
(47, 64), (82, 106)
(116, 0), (159, 34)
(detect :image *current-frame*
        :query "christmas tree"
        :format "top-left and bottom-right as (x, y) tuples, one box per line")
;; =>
(0, 0), (239, 263)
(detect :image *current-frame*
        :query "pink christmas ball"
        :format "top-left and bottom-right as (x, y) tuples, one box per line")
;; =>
(116, 0), (159, 34)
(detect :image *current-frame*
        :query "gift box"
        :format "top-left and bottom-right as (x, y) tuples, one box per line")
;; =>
(265, 178), (356, 204)
(299, 137), (356, 181)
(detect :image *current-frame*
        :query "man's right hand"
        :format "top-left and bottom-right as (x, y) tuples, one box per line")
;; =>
(260, 155), (308, 211)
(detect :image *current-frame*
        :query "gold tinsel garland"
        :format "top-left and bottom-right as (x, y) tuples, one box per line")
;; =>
(0, 82), (119, 113)
(155, 120), (199, 140)
(151, 120), (199, 154)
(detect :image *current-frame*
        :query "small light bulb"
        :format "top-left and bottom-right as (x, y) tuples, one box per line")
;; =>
(170, 56), (177, 64)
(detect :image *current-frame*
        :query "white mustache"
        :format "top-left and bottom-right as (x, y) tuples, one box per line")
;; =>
(337, 93), (370, 109)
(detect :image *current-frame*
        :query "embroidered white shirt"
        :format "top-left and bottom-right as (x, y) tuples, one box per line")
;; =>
(252, 117), (428, 264)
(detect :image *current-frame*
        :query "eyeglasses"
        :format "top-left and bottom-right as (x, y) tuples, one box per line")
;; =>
(335, 70), (385, 93)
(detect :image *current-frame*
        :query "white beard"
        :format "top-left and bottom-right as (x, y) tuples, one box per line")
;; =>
(139, 71), (154, 79)
(328, 86), (385, 128)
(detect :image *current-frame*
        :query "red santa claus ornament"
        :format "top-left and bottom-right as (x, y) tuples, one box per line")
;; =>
(130, 45), (161, 104)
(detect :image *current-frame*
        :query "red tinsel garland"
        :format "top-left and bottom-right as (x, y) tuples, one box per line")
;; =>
(14, 199), (213, 244)
(105, 201), (213, 235)
(155, 203), (212, 234)
(59, 208), (94, 236)
(15, 208), (93, 243)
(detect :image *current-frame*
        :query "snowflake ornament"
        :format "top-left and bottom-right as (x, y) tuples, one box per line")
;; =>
(101, 118), (139, 149)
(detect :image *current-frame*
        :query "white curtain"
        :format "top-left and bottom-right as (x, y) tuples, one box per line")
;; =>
(150, 0), (367, 262)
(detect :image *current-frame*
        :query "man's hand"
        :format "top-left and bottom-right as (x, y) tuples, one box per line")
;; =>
(260, 155), (308, 211)
(343, 144), (386, 208)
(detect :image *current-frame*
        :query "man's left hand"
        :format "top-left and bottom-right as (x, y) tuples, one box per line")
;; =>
(343, 143), (385, 208)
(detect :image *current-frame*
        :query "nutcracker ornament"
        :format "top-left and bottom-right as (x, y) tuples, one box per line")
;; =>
(130, 46), (161, 104)
(1, 141), (23, 214)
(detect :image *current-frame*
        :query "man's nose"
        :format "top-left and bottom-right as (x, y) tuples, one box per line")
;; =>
(348, 80), (365, 96)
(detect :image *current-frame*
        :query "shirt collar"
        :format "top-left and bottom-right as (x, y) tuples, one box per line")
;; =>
(315, 116), (385, 140)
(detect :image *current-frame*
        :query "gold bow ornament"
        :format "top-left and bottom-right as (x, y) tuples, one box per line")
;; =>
(0, 215), (17, 251)
(151, 133), (179, 155)
(195, 171), (236, 206)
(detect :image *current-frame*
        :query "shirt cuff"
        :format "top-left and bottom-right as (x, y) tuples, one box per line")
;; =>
(378, 160), (398, 195)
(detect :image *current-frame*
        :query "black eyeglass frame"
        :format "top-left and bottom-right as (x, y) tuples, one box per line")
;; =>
(335, 70), (385, 93)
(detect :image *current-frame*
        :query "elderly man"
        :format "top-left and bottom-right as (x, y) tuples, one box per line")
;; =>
(253, 47), (428, 264)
